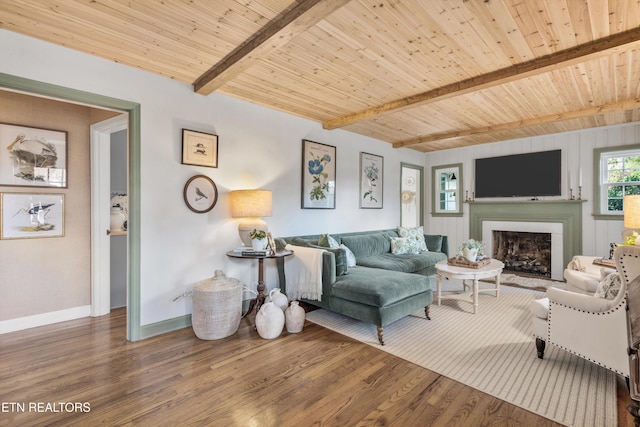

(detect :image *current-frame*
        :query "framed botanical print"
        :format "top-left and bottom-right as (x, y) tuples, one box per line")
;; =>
(360, 152), (383, 208)
(1, 192), (65, 239)
(182, 129), (218, 168)
(0, 123), (67, 188)
(301, 139), (336, 209)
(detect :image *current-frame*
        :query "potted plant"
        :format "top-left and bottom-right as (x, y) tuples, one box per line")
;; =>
(457, 239), (485, 262)
(250, 229), (267, 251)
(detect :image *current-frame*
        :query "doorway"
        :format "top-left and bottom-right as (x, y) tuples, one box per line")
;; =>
(91, 114), (128, 316)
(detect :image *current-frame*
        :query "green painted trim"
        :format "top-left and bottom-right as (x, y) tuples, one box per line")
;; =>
(0, 73), (142, 341)
(469, 200), (583, 269)
(593, 143), (640, 216)
(140, 314), (192, 340)
(593, 214), (623, 221)
(431, 162), (463, 217)
(400, 162), (424, 226)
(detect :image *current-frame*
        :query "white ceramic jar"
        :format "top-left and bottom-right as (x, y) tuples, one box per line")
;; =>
(255, 301), (285, 339)
(285, 300), (305, 333)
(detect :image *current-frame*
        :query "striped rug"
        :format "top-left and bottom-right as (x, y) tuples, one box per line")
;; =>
(305, 282), (617, 427)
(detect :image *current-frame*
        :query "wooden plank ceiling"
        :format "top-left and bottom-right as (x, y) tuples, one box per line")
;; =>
(2, 0), (640, 152)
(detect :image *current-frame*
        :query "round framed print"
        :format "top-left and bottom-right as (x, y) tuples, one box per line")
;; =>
(183, 175), (218, 213)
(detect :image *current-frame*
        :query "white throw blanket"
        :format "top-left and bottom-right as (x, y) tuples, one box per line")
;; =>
(284, 244), (325, 301)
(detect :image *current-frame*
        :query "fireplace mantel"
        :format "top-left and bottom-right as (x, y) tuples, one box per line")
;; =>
(469, 200), (583, 271)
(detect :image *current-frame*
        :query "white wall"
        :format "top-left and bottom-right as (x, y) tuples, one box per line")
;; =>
(0, 30), (426, 327)
(424, 124), (640, 258)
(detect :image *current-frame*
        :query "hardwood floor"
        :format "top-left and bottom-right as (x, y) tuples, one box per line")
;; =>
(0, 308), (634, 426)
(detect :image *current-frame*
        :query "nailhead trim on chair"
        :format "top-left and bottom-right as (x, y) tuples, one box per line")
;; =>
(546, 294), (628, 376)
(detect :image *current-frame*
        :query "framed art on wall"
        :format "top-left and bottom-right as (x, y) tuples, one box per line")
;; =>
(183, 175), (218, 213)
(1, 192), (65, 239)
(182, 129), (218, 168)
(359, 152), (383, 208)
(301, 139), (336, 209)
(0, 123), (67, 188)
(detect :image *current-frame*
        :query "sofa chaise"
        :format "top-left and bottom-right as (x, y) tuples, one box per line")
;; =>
(276, 228), (448, 344)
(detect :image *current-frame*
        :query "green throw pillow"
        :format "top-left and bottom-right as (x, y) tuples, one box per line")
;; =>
(318, 233), (340, 248)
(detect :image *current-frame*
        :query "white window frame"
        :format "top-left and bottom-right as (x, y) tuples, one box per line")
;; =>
(598, 147), (640, 216)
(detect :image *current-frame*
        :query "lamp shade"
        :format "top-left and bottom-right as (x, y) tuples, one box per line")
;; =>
(625, 195), (640, 229)
(229, 190), (272, 246)
(229, 190), (272, 218)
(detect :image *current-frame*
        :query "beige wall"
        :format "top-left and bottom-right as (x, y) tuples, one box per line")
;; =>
(0, 90), (118, 320)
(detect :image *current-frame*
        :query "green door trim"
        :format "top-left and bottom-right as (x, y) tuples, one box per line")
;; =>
(0, 73), (142, 341)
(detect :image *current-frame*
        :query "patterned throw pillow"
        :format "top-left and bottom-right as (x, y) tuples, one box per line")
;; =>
(389, 236), (421, 255)
(594, 272), (622, 300)
(397, 226), (428, 252)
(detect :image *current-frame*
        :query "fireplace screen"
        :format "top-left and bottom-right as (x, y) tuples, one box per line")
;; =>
(492, 230), (551, 278)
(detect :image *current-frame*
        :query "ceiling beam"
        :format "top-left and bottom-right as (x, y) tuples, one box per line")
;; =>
(392, 98), (640, 150)
(324, 27), (640, 130)
(193, 0), (351, 95)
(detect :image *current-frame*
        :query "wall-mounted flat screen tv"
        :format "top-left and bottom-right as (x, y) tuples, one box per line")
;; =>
(474, 150), (561, 198)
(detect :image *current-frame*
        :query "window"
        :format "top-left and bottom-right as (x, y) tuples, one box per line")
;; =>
(599, 148), (640, 214)
(431, 163), (463, 217)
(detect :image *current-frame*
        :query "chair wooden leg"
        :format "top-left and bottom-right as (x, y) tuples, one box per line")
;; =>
(536, 337), (546, 359)
(377, 326), (384, 345)
(425, 305), (431, 320)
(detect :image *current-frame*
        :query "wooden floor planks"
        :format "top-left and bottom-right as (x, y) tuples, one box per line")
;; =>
(0, 307), (634, 426)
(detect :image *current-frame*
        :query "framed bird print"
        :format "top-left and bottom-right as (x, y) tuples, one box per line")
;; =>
(1, 192), (65, 239)
(0, 123), (68, 188)
(181, 129), (218, 168)
(183, 175), (218, 213)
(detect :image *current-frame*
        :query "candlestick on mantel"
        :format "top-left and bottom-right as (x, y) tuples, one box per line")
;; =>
(579, 168), (582, 187)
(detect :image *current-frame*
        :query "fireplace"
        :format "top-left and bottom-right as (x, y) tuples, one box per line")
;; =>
(470, 201), (583, 282)
(492, 230), (551, 278)
(482, 220), (564, 280)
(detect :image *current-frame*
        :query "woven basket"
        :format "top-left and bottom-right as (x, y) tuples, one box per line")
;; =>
(192, 270), (242, 340)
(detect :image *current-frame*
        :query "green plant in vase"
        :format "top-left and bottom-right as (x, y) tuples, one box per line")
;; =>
(457, 239), (485, 262)
(250, 229), (267, 251)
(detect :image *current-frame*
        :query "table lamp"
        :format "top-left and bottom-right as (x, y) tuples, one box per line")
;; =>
(624, 195), (640, 246)
(229, 189), (272, 246)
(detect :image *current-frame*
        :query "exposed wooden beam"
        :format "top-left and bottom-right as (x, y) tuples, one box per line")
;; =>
(392, 98), (640, 150)
(193, 0), (351, 95)
(324, 27), (640, 130)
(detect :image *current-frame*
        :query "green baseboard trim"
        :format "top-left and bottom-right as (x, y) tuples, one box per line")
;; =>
(139, 314), (192, 340)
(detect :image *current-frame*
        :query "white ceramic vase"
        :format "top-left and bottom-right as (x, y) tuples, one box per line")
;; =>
(252, 238), (267, 251)
(285, 300), (305, 333)
(255, 301), (285, 339)
(110, 207), (125, 231)
(268, 288), (289, 311)
(463, 247), (478, 262)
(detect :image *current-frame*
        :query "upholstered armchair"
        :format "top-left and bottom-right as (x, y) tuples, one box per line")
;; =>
(563, 255), (616, 295)
(530, 245), (640, 377)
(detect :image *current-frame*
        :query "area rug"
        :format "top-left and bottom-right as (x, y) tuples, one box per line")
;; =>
(305, 283), (617, 427)
(498, 273), (564, 291)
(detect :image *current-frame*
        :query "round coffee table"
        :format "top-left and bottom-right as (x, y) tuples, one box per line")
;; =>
(435, 258), (504, 314)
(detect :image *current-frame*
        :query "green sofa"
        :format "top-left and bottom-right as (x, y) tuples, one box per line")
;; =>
(276, 229), (449, 345)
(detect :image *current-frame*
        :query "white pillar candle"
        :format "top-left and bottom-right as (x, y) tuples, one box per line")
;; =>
(579, 168), (582, 186)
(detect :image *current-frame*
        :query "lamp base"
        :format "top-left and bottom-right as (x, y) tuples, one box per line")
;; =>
(238, 218), (268, 246)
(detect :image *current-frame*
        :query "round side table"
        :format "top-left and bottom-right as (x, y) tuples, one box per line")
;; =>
(226, 249), (293, 316)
